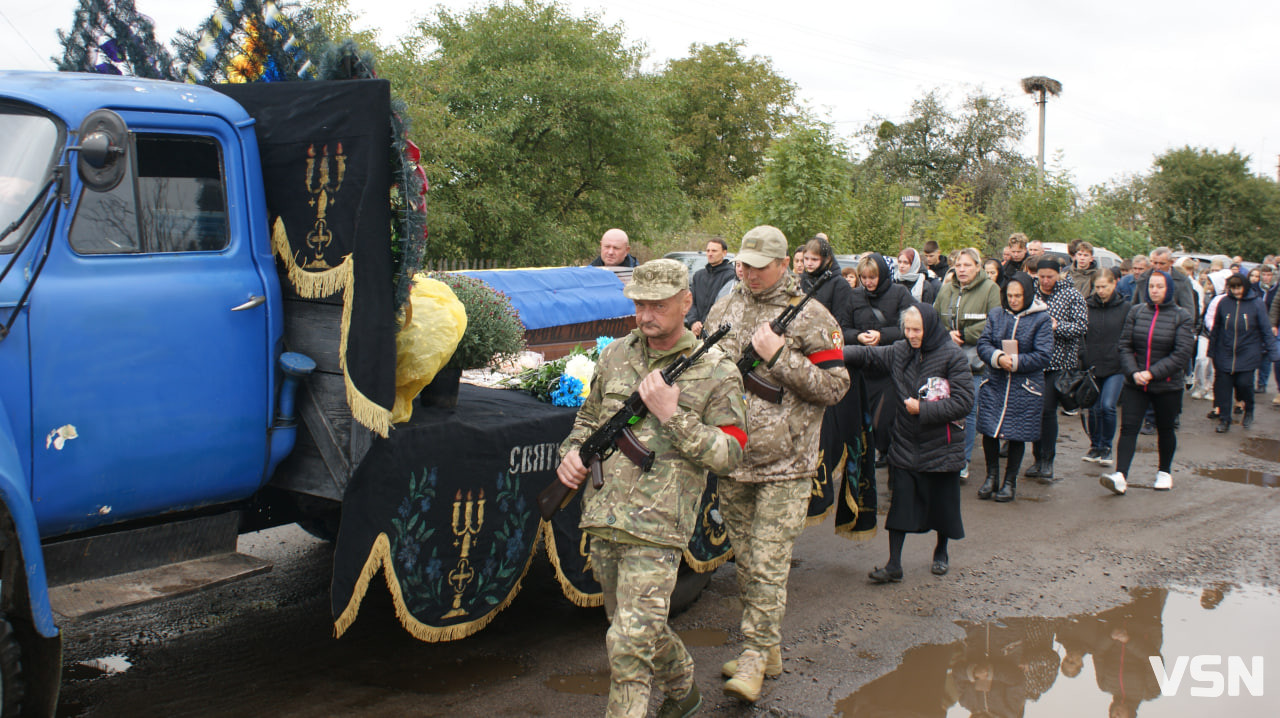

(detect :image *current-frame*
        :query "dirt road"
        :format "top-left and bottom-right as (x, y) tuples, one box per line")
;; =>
(59, 396), (1280, 716)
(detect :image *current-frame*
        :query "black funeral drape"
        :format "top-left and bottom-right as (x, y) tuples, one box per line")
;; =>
(216, 79), (396, 436)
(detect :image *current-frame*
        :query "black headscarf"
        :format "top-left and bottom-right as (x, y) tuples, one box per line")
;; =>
(1003, 272), (1037, 313)
(865, 252), (893, 298)
(914, 302), (951, 352)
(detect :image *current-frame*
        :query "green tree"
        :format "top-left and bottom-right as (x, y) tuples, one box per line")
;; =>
(656, 40), (797, 210)
(404, 0), (685, 263)
(842, 167), (911, 257)
(1146, 146), (1280, 259)
(927, 185), (987, 254)
(997, 166), (1078, 248)
(731, 122), (852, 248)
(859, 89), (1029, 211)
(1072, 204), (1151, 259)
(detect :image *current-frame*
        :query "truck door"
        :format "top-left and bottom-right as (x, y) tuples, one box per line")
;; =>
(29, 112), (271, 536)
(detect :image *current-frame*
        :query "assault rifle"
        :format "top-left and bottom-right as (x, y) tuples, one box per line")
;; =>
(537, 323), (732, 520)
(736, 270), (835, 403)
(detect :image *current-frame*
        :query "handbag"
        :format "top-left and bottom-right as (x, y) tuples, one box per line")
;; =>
(1055, 366), (1100, 411)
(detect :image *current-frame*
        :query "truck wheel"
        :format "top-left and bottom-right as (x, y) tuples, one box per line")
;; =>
(669, 563), (713, 617)
(0, 615), (26, 718)
(297, 511), (341, 543)
(292, 495), (342, 543)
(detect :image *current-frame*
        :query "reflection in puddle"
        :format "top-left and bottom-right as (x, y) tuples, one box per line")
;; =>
(677, 628), (728, 647)
(546, 668), (609, 696)
(351, 655), (524, 694)
(834, 585), (1280, 717)
(1197, 466), (1280, 487)
(1241, 437), (1280, 463)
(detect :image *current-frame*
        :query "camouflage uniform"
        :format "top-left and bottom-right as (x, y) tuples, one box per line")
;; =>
(561, 261), (747, 718)
(706, 270), (849, 657)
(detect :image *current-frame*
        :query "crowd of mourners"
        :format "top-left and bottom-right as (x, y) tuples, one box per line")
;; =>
(572, 227), (1280, 717)
(684, 233), (1280, 580)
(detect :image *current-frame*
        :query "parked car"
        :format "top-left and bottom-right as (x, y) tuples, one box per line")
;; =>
(663, 250), (734, 279)
(1042, 242), (1122, 270)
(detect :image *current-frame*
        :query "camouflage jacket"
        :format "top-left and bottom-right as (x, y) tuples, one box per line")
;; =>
(706, 273), (850, 483)
(560, 329), (747, 548)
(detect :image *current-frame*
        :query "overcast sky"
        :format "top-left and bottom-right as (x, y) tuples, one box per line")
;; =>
(5, 0), (1279, 190)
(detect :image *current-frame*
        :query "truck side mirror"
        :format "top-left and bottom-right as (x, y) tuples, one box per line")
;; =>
(71, 109), (129, 192)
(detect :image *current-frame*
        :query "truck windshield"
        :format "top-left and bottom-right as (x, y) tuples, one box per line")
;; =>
(0, 108), (60, 254)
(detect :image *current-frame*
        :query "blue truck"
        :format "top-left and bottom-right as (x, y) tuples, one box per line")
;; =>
(0, 70), (392, 716)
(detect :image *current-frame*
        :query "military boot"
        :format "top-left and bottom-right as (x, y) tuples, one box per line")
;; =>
(656, 682), (702, 718)
(723, 649), (765, 702)
(721, 645), (782, 679)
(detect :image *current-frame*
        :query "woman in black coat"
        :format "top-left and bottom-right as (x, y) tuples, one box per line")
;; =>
(1083, 268), (1130, 466)
(844, 303), (974, 581)
(849, 252), (916, 466)
(1208, 273), (1280, 431)
(799, 236), (856, 334)
(1100, 270), (1195, 496)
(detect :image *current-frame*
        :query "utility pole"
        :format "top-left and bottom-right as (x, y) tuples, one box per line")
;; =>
(1021, 76), (1062, 190)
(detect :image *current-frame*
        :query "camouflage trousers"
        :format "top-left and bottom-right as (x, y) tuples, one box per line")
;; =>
(590, 538), (694, 718)
(718, 476), (810, 653)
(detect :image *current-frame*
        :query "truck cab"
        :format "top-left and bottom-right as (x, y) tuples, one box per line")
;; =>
(0, 71), (304, 717)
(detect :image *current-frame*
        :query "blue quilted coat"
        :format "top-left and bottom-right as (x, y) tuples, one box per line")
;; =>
(975, 298), (1054, 441)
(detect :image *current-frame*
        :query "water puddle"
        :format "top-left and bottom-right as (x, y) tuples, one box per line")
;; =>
(546, 668), (610, 696)
(834, 585), (1280, 717)
(1197, 466), (1280, 487)
(351, 655), (524, 694)
(1242, 437), (1280, 463)
(677, 628), (727, 647)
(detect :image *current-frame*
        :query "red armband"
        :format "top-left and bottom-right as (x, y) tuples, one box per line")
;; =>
(807, 348), (844, 368)
(718, 425), (748, 449)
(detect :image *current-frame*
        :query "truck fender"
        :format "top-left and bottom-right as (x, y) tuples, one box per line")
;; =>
(0, 401), (57, 638)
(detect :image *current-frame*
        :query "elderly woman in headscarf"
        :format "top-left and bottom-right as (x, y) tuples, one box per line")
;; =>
(896, 247), (939, 304)
(974, 272), (1053, 502)
(844, 303), (974, 582)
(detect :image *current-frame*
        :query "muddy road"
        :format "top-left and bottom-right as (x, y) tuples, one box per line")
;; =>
(59, 396), (1280, 716)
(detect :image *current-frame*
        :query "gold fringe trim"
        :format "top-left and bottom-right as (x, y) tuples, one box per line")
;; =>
(804, 503), (834, 528)
(272, 218), (391, 438)
(682, 545), (733, 573)
(833, 442), (878, 541)
(540, 521), (603, 608)
(332, 532), (537, 642)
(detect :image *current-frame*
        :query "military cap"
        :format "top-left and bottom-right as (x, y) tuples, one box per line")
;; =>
(624, 258), (689, 300)
(738, 225), (788, 268)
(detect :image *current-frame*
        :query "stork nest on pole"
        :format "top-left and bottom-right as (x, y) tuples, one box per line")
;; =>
(1021, 76), (1062, 96)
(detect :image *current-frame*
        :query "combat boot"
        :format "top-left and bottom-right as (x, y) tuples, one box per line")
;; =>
(723, 649), (765, 702)
(994, 467), (1017, 502)
(656, 682), (702, 718)
(977, 464), (998, 500)
(721, 645), (781, 679)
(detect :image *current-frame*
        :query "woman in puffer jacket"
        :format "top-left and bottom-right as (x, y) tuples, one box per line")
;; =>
(975, 272), (1053, 502)
(844, 303), (974, 582)
(1208, 273), (1280, 432)
(1100, 270), (1195, 496)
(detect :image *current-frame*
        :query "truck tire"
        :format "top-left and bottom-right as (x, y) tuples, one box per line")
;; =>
(668, 563), (713, 617)
(0, 615), (25, 718)
(292, 495), (342, 543)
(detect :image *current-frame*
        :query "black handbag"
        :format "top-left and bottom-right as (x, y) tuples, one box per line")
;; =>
(1055, 367), (1100, 411)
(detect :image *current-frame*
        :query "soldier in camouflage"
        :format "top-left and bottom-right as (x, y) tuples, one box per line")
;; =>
(557, 258), (748, 718)
(705, 225), (850, 703)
